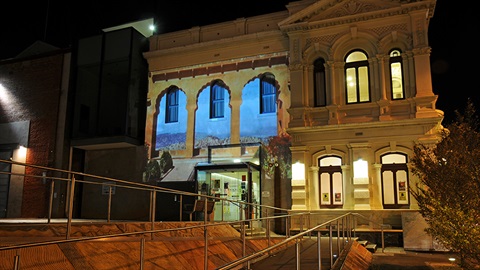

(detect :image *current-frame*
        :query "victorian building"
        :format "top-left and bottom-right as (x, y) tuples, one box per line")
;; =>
(144, 0), (442, 250)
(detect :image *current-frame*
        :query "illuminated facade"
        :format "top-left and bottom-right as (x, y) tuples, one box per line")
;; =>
(144, 0), (443, 249)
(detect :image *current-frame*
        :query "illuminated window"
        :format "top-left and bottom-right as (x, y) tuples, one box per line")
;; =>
(381, 153), (410, 209)
(389, 49), (404, 100)
(210, 81), (225, 118)
(345, 50), (370, 104)
(165, 86), (179, 123)
(318, 156), (343, 207)
(260, 73), (276, 114)
(314, 58), (326, 107)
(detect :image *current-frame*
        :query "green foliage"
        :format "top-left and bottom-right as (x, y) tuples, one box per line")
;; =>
(410, 100), (480, 269)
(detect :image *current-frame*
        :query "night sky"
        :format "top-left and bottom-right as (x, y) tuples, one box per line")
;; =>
(0, 1), (474, 124)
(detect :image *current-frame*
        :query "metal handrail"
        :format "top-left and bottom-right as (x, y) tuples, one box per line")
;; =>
(0, 159), (391, 269)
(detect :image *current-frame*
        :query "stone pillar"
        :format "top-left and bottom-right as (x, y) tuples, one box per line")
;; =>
(309, 166), (320, 210)
(372, 164), (383, 209)
(185, 95), (197, 157)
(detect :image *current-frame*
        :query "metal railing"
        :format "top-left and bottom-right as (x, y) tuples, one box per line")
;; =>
(0, 159), (392, 269)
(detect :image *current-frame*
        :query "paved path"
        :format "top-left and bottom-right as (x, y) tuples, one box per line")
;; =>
(250, 237), (460, 270)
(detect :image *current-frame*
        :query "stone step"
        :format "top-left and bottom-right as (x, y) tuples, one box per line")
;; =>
(366, 243), (377, 253)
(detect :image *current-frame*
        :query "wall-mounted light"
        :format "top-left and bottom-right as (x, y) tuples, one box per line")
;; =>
(17, 145), (27, 160)
(353, 158), (369, 184)
(292, 161), (305, 180)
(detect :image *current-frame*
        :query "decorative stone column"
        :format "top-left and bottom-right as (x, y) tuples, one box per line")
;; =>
(309, 166), (320, 210)
(372, 164), (383, 209)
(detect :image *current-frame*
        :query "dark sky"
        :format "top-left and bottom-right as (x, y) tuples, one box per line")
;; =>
(0, 1), (473, 124)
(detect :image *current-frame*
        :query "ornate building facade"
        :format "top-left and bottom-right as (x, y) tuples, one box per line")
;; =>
(144, 0), (443, 250)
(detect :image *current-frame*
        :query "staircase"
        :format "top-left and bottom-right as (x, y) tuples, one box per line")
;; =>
(357, 239), (377, 253)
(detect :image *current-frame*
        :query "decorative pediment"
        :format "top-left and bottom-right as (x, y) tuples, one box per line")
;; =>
(279, 0), (429, 30)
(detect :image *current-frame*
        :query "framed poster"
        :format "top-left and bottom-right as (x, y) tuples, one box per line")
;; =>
(399, 181), (406, 191)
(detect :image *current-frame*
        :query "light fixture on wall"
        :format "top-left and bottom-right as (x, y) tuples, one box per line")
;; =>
(353, 158), (368, 184)
(292, 161), (305, 180)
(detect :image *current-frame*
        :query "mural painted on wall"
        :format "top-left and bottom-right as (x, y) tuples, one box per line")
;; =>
(259, 132), (292, 180)
(155, 87), (187, 150)
(240, 74), (278, 144)
(152, 72), (282, 153)
(195, 80), (231, 148)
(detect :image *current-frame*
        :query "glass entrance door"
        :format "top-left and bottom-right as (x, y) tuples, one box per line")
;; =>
(196, 163), (260, 222)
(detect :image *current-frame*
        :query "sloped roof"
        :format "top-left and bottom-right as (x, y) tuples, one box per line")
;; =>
(15, 40), (60, 59)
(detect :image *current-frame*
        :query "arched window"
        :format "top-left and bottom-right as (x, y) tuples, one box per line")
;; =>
(345, 50), (370, 104)
(165, 86), (179, 123)
(210, 80), (225, 118)
(381, 153), (409, 209)
(318, 156), (343, 208)
(314, 58), (326, 107)
(389, 49), (404, 100)
(260, 73), (276, 114)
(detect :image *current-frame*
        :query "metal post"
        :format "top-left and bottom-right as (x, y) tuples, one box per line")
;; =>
(179, 194), (183, 221)
(13, 254), (20, 270)
(381, 227), (385, 253)
(329, 223), (333, 268)
(317, 231), (322, 270)
(107, 186), (112, 222)
(307, 212), (312, 239)
(140, 237), (145, 270)
(266, 217), (271, 250)
(242, 221), (246, 257)
(66, 175), (76, 240)
(48, 180), (55, 224)
(336, 219), (340, 256)
(204, 218), (208, 270)
(286, 216), (290, 238)
(151, 190), (156, 240)
(296, 238), (301, 270)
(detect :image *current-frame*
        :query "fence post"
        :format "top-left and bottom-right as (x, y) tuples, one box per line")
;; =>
(13, 254), (20, 270)
(107, 186), (112, 222)
(204, 197), (209, 270)
(317, 231), (322, 270)
(140, 237), (145, 270)
(48, 180), (55, 224)
(66, 175), (76, 240)
(150, 190), (156, 240)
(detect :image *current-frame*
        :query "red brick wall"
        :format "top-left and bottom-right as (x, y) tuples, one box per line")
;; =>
(0, 52), (68, 217)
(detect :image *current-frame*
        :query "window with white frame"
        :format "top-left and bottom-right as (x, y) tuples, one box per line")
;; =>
(345, 50), (370, 104)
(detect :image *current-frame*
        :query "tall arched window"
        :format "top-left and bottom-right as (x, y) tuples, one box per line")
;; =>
(389, 49), (404, 100)
(165, 86), (179, 123)
(345, 50), (370, 104)
(210, 80), (225, 118)
(314, 58), (326, 107)
(381, 153), (409, 209)
(260, 73), (276, 114)
(319, 156), (343, 208)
